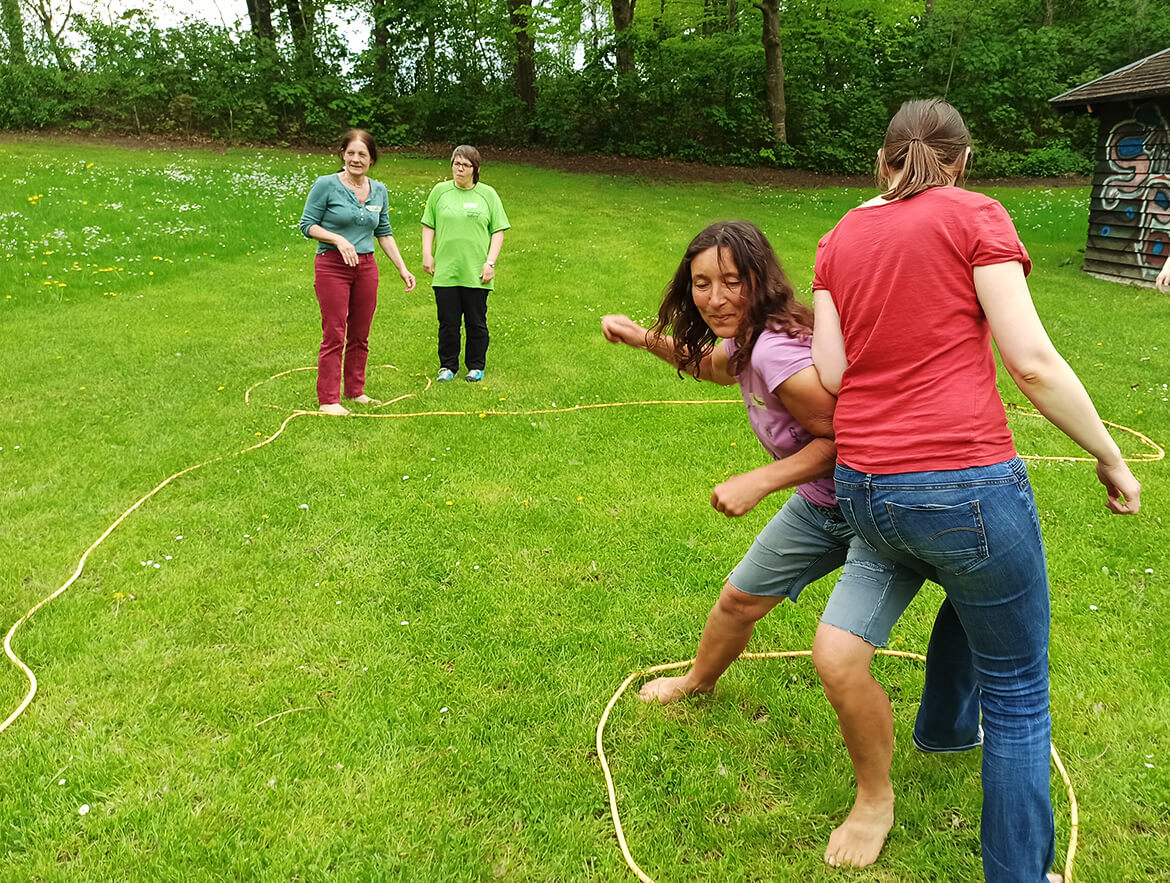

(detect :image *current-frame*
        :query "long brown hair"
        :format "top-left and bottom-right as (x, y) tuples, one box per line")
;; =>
(879, 99), (970, 201)
(654, 221), (812, 378)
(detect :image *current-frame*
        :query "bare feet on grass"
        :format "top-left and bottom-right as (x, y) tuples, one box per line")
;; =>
(638, 675), (710, 704)
(824, 793), (894, 869)
(319, 403), (350, 416)
(347, 394), (381, 405)
(1048, 875), (1062, 882)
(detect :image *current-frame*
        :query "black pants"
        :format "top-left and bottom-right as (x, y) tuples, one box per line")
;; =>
(435, 286), (489, 372)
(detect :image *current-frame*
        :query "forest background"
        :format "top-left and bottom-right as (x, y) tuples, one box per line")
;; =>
(2, 0), (1170, 177)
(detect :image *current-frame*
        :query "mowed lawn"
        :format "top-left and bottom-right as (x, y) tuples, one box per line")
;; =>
(0, 138), (1167, 881)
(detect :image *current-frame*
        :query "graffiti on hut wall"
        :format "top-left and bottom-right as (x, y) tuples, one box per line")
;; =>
(1092, 102), (1170, 279)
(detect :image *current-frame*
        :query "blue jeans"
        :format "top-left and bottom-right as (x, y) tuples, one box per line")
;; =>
(834, 457), (1055, 883)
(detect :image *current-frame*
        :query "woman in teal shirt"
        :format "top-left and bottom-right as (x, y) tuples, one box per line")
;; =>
(300, 129), (416, 415)
(421, 145), (510, 383)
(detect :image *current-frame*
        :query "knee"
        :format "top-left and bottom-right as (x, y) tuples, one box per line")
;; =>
(813, 627), (873, 699)
(714, 584), (772, 625)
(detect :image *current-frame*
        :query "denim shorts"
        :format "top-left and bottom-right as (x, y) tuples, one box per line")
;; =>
(728, 493), (924, 647)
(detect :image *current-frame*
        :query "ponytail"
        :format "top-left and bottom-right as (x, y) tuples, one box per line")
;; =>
(878, 99), (970, 200)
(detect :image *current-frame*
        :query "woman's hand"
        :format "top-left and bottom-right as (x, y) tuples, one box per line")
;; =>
(335, 237), (358, 267)
(1156, 263), (1170, 292)
(601, 314), (649, 348)
(711, 471), (768, 517)
(1096, 457), (1141, 514)
(481, 262), (496, 284)
(422, 255), (435, 275)
(400, 268), (417, 292)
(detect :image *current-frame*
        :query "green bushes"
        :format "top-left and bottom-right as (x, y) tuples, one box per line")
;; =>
(2, 1), (1168, 175)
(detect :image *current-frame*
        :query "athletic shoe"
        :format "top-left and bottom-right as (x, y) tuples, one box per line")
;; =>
(437, 368), (456, 382)
(465, 369), (484, 383)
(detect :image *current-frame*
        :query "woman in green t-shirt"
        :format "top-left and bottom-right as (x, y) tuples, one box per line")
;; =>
(421, 146), (510, 383)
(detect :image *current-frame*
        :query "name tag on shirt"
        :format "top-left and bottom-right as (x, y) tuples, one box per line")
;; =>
(366, 205), (381, 212)
(463, 202), (479, 209)
(750, 393), (767, 409)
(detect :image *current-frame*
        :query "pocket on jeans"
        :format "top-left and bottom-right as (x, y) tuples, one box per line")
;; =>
(885, 500), (988, 574)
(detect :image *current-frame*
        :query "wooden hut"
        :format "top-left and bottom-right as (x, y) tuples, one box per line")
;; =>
(1050, 48), (1170, 286)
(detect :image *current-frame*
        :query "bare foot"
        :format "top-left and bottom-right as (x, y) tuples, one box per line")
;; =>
(346, 394), (380, 404)
(1048, 875), (1062, 883)
(638, 675), (710, 704)
(824, 793), (895, 869)
(319, 403), (350, 416)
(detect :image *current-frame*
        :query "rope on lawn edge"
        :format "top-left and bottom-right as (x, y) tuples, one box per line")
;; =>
(596, 650), (1079, 883)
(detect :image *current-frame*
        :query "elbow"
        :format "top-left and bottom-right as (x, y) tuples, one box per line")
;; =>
(1004, 348), (1064, 391)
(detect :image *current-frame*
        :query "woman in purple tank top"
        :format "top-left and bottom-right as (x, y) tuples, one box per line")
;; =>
(601, 220), (938, 870)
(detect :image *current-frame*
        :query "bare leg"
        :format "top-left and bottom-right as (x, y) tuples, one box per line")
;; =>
(639, 583), (782, 704)
(813, 622), (896, 868)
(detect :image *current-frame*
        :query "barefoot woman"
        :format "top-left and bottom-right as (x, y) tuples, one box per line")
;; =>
(812, 99), (1140, 881)
(602, 220), (939, 869)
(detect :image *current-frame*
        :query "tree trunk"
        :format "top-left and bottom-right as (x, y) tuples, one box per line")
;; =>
(611, 0), (635, 75)
(28, 0), (73, 71)
(925, 0), (934, 14)
(1, 0), (25, 63)
(728, 0), (737, 30)
(245, 0), (275, 41)
(753, 0), (786, 142)
(285, 0), (314, 62)
(1042, 0), (1054, 26)
(507, 0), (536, 112)
(372, 0), (389, 75)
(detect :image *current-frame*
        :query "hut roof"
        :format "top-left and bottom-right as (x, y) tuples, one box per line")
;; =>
(1050, 47), (1170, 108)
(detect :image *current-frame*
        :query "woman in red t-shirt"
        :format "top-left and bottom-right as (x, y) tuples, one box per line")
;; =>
(811, 99), (1140, 882)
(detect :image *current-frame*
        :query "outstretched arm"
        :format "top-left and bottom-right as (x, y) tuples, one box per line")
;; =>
(975, 261), (1140, 514)
(1156, 263), (1170, 293)
(601, 314), (737, 385)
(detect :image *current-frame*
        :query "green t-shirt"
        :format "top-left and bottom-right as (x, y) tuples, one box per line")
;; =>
(421, 181), (510, 290)
(300, 174), (393, 255)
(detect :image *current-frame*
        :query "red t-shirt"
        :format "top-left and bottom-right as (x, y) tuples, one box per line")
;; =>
(812, 186), (1031, 473)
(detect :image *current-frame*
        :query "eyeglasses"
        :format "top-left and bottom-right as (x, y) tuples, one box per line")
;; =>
(452, 161), (473, 169)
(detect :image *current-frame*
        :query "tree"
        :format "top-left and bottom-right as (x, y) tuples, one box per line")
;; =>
(371, 0), (389, 75)
(753, 0), (786, 142)
(284, 0), (315, 64)
(611, 0), (635, 74)
(507, 0), (535, 111)
(245, 0), (275, 41)
(2, 0), (26, 63)
(22, 0), (73, 70)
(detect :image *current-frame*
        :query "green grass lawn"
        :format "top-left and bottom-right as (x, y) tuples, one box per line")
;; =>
(0, 138), (1167, 881)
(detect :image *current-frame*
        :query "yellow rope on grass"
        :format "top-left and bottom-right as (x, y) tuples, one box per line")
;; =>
(0, 409), (310, 736)
(596, 650), (1080, 882)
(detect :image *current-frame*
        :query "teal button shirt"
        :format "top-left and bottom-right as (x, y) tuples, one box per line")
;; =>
(300, 174), (393, 255)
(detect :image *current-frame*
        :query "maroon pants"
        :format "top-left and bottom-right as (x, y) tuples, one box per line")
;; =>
(314, 250), (379, 404)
